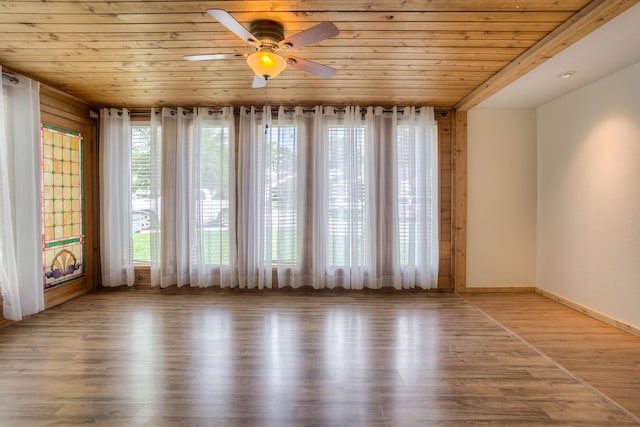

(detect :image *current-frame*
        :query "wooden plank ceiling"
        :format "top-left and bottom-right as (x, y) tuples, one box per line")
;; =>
(0, 0), (636, 110)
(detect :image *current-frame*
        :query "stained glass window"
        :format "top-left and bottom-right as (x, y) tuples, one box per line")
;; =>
(41, 124), (84, 289)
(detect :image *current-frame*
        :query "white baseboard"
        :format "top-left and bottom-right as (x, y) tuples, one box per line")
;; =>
(462, 286), (536, 293)
(536, 288), (640, 338)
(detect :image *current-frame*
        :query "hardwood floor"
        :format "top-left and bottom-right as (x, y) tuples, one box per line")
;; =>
(0, 288), (638, 426)
(462, 292), (640, 422)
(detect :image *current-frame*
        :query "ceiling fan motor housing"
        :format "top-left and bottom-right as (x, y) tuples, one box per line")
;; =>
(250, 20), (285, 49)
(187, 10), (338, 86)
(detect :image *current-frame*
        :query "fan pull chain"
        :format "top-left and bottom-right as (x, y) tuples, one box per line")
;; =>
(264, 85), (270, 135)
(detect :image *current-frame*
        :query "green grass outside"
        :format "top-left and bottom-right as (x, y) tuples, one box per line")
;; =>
(132, 228), (297, 264)
(133, 227), (416, 266)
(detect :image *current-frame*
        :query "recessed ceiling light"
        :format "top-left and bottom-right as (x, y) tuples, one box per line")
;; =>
(558, 71), (576, 79)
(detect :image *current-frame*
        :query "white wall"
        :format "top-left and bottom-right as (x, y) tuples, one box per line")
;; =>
(537, 61), (640, 329)
(467, 108), (537, 288)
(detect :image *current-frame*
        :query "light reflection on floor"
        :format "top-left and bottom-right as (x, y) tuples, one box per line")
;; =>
(1, 291), (635, 425)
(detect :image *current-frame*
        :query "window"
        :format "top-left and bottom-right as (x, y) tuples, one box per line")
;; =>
(396, 120), (438, 270)
(397, 125), (416, 265)
(131, 124), (152, 263)
(130, 110), (235, 278)
(196, 124), (231, 265)
(326, 124), (367, 267)
(267, 125), (298, 264)
(41, 125), (84, 288)
(127, 106), (437, 289)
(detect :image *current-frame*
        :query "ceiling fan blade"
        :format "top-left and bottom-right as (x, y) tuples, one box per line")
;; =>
(207, 9), (260, 46)
(285, 56), (336, 78)
(279, 22), (339, 50)
(252, 75), (267, 88)
(183, 53), (246, 61)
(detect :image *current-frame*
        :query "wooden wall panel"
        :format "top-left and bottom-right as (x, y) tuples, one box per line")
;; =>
(0, 82), (96, 321)
(435, 109), (453, 289)
(452, 110), (467, 292)
(40, 85), (99, 309)
(6, 0), (632, 109)
(133, 108), (455, 290)
(0, 92), (453, 315)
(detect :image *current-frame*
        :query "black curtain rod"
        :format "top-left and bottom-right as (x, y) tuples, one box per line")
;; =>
(2, 72), (19, 85)
(131, 106), (422, 116)
(246, 107), (418, 115)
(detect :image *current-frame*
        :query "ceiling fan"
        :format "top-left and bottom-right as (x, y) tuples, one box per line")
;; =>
(184, 9), (340, 88)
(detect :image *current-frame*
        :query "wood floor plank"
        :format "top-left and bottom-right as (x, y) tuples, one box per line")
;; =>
(0, 289), (638, 426)
(462, 291), (640, 422)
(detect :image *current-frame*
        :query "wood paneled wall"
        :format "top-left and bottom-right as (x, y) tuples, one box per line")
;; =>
(1, 80), (99, 324)
(0, 84), (458, 328)
(9, 0), (636, 109)
(436, 109), (453, 289)
(0, 101), (458, 327)
(132, 108), (457, 290)
(40, 85), (99, 309)
(452, 110), (467, 292)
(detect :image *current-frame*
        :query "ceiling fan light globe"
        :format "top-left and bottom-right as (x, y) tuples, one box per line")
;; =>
(247, 51), (287, 79)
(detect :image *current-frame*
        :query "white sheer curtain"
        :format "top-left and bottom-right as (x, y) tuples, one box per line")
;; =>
(316, 106), (373, 289)
(396, 106), (439, 288)
(0, 69), (44, 320)
(190, 107), (237, 287)
(150, 108), (193, 287)
(366, 106), (439, 289)
(150, 107), (237, 288)
(99, 108), (134, 287)
(237, 106), (272, 288)
(238, 105), (438, 290)
(267, 106), (310, 288)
